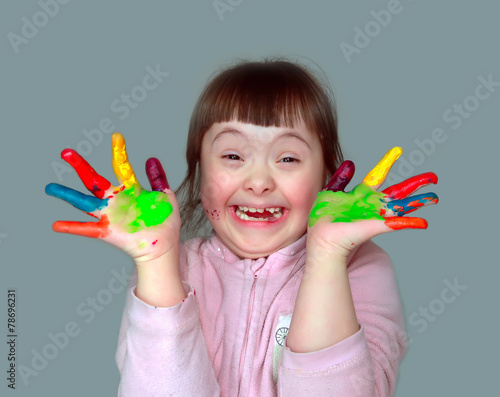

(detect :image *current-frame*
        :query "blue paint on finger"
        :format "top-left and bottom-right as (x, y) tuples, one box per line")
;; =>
(386, 192), (439, 216)
(45, 183), (108, 213)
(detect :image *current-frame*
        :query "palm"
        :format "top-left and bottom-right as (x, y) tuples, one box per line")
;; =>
(46, 133), (181, 262)
(98, 184), (180, 261)
(307, 147), (439, 257)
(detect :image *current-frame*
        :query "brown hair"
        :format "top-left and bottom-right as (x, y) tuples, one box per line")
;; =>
(175, 57), (343, 240)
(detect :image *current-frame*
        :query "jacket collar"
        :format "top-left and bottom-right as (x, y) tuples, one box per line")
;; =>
(206, 229), (308, 265)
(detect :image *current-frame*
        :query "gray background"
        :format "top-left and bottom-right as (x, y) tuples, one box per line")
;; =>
(1, 0), (498, 395)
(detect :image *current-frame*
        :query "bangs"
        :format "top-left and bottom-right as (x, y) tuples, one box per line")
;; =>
(194, 61), (323, 132)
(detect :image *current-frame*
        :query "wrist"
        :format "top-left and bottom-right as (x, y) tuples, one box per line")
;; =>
(306, 243), (348, 266)
(304, 244), (348, 280)
(134, 245), (180, 270)
(135, 247), (186, 307)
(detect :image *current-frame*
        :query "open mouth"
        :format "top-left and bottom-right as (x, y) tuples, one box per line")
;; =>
(233, 205), (285, 222)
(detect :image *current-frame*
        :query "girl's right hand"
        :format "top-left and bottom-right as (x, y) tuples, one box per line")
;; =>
(45, 132), (181, 265)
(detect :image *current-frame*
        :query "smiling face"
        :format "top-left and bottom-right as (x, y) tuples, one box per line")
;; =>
(200, 119), (327, 259)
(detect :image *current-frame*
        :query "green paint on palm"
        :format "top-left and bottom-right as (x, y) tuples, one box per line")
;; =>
(309, 184), (385, 227)
(108, 187), (173, 233)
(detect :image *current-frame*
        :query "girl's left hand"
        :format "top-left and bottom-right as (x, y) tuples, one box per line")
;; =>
(307, 147), (439, 259)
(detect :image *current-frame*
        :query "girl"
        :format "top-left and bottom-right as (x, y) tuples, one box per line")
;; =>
(46, 59), (438, 396)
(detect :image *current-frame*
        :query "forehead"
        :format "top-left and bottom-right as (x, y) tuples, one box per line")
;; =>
(204, 119), (317, 149)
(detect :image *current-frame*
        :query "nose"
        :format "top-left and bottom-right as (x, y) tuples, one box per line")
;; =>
(243, 163), (276, 195)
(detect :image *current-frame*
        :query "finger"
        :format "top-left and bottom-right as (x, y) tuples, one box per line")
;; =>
(112, 132), (139, 188)
(61, 149), (112, 199)
(362, 147), (403, 189)
(384, 193), (439, 216)
(46, 183), (109, 213)
(146, 157), (170, 191)
(384, 217), (428, 230)
(52, 215), (111, 238)
(324, 160), (355, 192)
(382, 172), (438, 200)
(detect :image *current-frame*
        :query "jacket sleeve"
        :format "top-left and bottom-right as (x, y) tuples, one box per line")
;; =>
(115, 266), (221, 396)
(277, 241), (408, 397)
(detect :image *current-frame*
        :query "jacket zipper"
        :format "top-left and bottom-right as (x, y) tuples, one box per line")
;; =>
(238, 264), (264, 394)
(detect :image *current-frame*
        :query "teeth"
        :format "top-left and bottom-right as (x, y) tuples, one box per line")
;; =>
(237, 205), (282, 213)
(235, 207), (283, 221)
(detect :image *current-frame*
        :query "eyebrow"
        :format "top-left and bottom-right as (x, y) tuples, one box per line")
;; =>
(211, 128), (312, 150)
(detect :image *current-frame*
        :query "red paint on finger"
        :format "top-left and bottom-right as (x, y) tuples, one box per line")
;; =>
(385, 217), (428, 230)
(383, 172), (438, 200)
(61, 149), (112, 198)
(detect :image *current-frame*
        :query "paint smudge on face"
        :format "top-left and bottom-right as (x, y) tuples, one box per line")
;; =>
(204, 208), (220, 220)
(211, 210), (220, 220)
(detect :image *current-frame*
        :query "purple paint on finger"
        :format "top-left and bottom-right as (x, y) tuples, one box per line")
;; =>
(146, 157), (170, 191)
(324, 160), (355, 192)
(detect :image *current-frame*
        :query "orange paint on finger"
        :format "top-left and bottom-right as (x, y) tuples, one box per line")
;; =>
(384, 217), (428, 230)
(52, 215), (111, 238)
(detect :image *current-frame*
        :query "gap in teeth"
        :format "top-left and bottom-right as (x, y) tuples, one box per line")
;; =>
(235, 206), (283, 220)
(237, 205), (282, 213)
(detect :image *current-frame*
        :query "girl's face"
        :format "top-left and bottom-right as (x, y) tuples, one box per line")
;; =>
(200, 118), (327, 259)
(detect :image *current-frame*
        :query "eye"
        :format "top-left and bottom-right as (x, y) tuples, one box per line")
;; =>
(222, 154), (241, 161)
(280, 157), (300, 163)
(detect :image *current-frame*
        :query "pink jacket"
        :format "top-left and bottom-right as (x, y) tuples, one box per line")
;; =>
(115, 231), (407, 396)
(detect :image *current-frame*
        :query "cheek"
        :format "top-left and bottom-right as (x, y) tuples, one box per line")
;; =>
(200, 168), (234, 221)
(201, 167), (235, 200)
(288, 178), (322, 213)
(200, 186), (222, 221)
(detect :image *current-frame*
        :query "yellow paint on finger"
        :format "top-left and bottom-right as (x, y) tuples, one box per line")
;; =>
(112, 132), (139, 188)
(362, 147), (403, 186)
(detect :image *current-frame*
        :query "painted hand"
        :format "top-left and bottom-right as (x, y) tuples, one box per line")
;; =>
(307, 147), (438, 257)
(45, 133), (181, 263)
